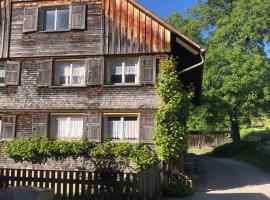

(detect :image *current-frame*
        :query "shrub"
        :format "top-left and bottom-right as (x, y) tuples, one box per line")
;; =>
(91, 142), (157, 171)
(212, 141), (254, 158)
(162, 173), (192, 197)
(3, 137), (157, 171)
(256, 141), (270, 159)
(3, 137), (52, 162)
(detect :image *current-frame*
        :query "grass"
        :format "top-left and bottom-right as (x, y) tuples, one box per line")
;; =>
(212, 121), (270, 173)
(188, 148), (213, 155)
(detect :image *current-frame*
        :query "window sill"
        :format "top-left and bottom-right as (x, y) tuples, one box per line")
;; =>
(50, 85), (87, 88)
(105, 139), (140, 143)
(102, 84), (142, 88)
(38, 29), (70, 33)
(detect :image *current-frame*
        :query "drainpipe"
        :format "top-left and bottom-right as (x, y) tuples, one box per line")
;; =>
(179, 48), (205, 75)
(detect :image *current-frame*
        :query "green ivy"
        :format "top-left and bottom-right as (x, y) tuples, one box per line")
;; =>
(3, 137), (157, 171)
(153, 57), (193, 161)
(91, 142), (157, 171)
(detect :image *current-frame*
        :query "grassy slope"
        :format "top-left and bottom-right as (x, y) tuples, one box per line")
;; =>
(212, 119), (270, 173)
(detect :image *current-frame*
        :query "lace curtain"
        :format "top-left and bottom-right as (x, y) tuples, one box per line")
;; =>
(58, 62), (85, 86)
(56, 117), (83, 138)
(107, 117), (137, 140)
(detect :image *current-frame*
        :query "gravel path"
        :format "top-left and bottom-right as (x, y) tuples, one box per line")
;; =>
(172, 156), (270, 200)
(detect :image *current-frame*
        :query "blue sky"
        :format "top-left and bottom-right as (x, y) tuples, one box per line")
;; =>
(136, 0), (198, 19)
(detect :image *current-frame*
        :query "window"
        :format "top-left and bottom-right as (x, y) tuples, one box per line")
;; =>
(43, 8), (69, 31)
(0, 65), (5, 86)
(55, 61), (86, 86)
(54, 116), (84, 139)
(106, 116), (138, 140)
(0, 116), (2, 136)
(109, 59), (139, 84)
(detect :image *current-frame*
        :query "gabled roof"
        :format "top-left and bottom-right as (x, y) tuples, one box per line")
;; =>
(129, 0), (202, 50)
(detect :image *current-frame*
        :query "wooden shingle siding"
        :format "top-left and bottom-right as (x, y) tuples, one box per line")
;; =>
(103, 0), (171, 55)
(9, 0), (103, 58)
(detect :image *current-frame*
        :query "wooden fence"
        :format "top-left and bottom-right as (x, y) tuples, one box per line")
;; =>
(138, 163), (163, 200)
(0, 164), (163, 200)
(188, 133), (229, 149)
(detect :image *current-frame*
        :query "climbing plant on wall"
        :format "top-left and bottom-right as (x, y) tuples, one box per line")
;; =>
(153, 57), (193, 162)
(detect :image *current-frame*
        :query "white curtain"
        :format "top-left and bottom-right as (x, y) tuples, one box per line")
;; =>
(0, 119), (2, 137)
(125, 61), (136, 75)
(0, 69), (5, 78)
(107, 117), (137, 140)
(107, 118), (122, 139)
(58, 62), (85, 86)
(72, 63), (85, 85)
(56, 117), (83, 139)
(56, 117), (68, 138)
(69, 117), (83, 138)
(110, 61), (123, 75)
(123, 118), (137, 139)
(59, 63), (71, 85)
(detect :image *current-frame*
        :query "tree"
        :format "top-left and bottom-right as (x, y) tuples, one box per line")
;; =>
(167, 0), (270, 142)
(166, 11), (203, 44)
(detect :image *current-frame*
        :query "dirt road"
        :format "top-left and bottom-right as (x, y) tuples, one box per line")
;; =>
(178, 156), (270, 200)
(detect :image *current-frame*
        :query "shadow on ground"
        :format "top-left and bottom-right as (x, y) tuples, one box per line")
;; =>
(200, 156), (270, 191)
(166, 156), (270, 200)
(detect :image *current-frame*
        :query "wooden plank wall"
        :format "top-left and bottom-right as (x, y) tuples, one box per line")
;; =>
(0, 0), (11, 58)
(9, 0), (103, 58)
(104, 0), (171, 55)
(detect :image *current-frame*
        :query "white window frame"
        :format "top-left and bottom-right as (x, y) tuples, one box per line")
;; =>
(107, 58), (139, 85)
(104, 113), (140, 142)
(0, 64), (5, 86)
(55, 60), (86, 87)
(43, 8), (70, 31)
(0, 115), (2, 137)
(51, 113), (85, 140)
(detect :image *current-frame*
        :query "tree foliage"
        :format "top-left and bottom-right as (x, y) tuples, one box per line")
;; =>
(153, 57), (193, 161)
(167, 0), (270, 141)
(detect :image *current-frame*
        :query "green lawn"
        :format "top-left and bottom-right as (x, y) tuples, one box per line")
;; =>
(212, 121), (270, 173)
(188, 148), (213, 155)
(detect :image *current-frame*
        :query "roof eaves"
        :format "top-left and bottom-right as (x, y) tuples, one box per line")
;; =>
(128, 0), (202, 50)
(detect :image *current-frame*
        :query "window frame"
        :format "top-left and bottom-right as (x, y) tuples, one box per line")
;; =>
(0, 64), (5, 87)
(54, 59), (87, 87)
(51, 113), (85, 140)
(0, 115), (2, 138)
(104, 113), (140, 142)
(107, 58), (140, 85)
(41, 7), (70, 32)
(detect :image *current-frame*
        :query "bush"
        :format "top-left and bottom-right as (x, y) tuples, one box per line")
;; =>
(162, 173), (192, 197)
(91, 142), (157, 171)
(212, 141), (254, 158)
(3, 137), (157, 171)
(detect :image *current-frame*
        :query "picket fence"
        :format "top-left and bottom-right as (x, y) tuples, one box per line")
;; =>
(0, 163), (163, 200)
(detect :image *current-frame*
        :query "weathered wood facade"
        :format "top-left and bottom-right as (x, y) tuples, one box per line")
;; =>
(0, 0), (203, 152)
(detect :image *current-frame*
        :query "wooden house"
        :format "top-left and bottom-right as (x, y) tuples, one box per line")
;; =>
(0, 0), (203, 145)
